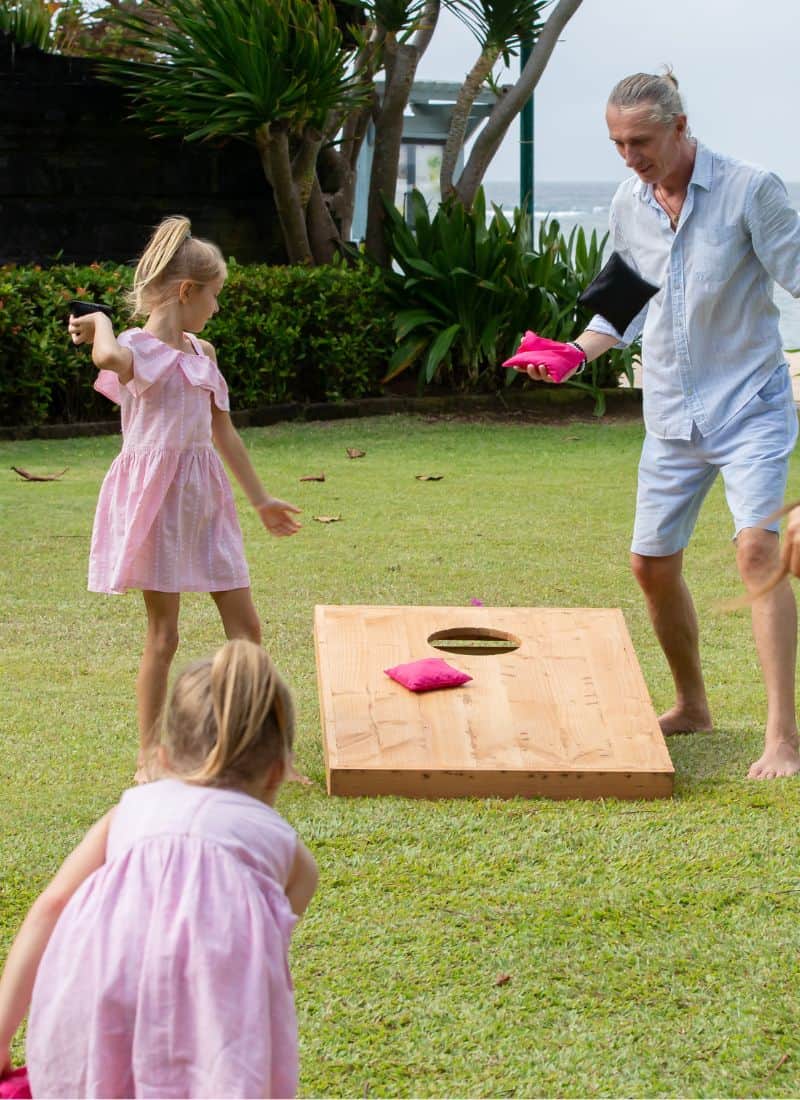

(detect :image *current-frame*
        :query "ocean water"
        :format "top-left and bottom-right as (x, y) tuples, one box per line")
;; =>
(483, 180), (800, 349)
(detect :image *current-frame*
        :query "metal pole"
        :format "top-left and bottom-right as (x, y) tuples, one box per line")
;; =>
(519, 37), (534, 246)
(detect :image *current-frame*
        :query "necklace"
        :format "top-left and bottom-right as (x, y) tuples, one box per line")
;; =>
(655, 185), (684, 230)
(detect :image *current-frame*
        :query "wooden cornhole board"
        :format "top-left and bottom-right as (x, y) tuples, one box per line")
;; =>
(314, 605), (673, 801)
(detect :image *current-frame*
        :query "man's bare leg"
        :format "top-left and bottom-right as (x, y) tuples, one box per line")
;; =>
(630, 550), (713, 735)
(736, 528), (800, 779)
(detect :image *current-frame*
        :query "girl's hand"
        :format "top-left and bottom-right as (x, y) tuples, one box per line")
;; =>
(0, 1043), (12, 1077)
(256, 497), (302, 537)
(68, 311), (111, 346)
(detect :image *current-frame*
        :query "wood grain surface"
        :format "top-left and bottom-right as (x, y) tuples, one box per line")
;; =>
(314, 605), (674, 800)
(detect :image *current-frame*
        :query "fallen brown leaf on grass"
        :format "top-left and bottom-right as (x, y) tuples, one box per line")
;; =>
(415, 474), (444, 481)
(494, 973), (512, 987)
(299, 473), (326, 482)
(767, 1053), (790, 1077)
(11, 466), (68, 482)
(346, 447), (366, 459)
(314, 515), (342, 524)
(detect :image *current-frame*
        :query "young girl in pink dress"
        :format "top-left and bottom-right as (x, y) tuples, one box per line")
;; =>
(0, 639), (318, 1099)
(67, 216), (301, 779)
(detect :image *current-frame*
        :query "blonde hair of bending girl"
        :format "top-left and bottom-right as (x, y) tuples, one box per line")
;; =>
(164, 639), (295, 794)
(129, 215), (227, 317)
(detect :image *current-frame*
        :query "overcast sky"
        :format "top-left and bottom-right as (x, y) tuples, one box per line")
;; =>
(415, 0), (800, 183)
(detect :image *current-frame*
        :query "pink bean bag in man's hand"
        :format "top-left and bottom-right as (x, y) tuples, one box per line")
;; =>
(0, 1068), (31, 1099)
(502, 331), (586, 383)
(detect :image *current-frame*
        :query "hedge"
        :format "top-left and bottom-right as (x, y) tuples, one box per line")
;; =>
(0, 260), (395, 427)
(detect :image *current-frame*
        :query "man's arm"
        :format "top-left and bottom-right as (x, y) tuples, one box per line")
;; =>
(747, 171), (800, 298)
(521, 330), (620, 383)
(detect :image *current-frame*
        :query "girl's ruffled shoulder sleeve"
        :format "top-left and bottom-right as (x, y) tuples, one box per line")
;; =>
(181, 345), (230, 411)
(93, 368), (123, 405)
(205, 361), (230, 412)
(93, 328), (179, 404)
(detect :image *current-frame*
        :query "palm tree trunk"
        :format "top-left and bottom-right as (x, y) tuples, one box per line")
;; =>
(306, 176), (340, 264)
(440, 46), (498, 201)
(256, 123), (313, 265)
(364, 39), (418, 266)
(292, 127), (324, 208)
(455, 0), (585, 208)
(364, 1), (439, 266)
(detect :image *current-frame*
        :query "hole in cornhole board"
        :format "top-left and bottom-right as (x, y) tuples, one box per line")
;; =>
(427, 627), (521, 656)
(314, 605), (674, 801)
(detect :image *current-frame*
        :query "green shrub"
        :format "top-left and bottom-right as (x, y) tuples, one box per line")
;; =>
(0, 261), (130, 426)
(205, 260), (394, 406)
(0, 260), (394, 426)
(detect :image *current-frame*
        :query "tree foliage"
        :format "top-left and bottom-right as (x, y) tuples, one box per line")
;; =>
(4, 0), (586, 266)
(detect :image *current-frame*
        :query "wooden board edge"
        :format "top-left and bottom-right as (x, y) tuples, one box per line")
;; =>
(328, 768), (674, 801)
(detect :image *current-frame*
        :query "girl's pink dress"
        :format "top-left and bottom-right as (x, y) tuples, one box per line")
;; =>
(89, 328), (250, 594)
(26, 779), (299, 1099)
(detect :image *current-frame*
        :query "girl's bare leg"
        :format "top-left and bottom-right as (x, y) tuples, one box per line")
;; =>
(211, 588), (311, 784)
(211, 586), (262, 644)
(137, 591), (181, 781)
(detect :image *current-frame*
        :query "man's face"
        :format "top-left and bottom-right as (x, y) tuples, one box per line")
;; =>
(606, 104), (687, 185)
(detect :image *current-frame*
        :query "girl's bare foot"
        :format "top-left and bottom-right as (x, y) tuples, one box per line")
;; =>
(659, 703), (713, 736)
(287, 764), (313, 786)
(748, 738), (800, 779)
(134, 749), (162, 785)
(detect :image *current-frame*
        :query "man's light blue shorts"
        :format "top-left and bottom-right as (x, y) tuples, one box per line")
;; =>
(632, 364), (799, 557)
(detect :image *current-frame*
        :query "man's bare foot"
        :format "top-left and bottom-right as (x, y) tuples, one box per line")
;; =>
(659, 704), (713, 736)
(747, 739), (800, 779)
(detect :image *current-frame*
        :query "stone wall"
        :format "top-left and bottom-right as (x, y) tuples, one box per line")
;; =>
(0, 34), (286, 265)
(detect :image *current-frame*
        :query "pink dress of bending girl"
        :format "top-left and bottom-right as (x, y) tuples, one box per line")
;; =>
(89, 328), (250, 595)
(26, 779), (299, 1099)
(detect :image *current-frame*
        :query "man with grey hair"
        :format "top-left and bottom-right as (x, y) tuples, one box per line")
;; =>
(519, 70), (800, 779)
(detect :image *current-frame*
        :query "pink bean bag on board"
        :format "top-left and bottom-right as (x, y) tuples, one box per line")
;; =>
(385, 658), (472, 693)
(502, 331), (586, 383)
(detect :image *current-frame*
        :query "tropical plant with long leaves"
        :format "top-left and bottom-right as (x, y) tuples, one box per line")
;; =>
(0, 0), (53, 49)
(381, 187), (636, 408)
(381, 186), (558, 390)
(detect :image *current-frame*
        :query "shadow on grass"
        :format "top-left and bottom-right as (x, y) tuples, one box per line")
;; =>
(670, 723), (800, 791)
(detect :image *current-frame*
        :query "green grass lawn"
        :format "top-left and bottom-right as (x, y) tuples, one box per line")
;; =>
(2, 413), (800, 1098)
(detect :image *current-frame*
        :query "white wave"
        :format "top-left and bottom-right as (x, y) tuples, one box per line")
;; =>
(534, 209), (583, 217)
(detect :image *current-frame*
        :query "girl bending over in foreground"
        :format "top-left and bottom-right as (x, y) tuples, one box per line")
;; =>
(0, 639), (318, 1098)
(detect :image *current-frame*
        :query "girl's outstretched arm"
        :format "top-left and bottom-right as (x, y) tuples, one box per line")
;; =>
(285, 839), (319, 918)
(0, 810), (114, 1073)
(67, 312), (133, 383)
(210, 401), (301, 537)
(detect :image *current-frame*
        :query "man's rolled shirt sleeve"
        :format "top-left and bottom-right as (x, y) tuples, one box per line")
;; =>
(746, 171), (800, 298)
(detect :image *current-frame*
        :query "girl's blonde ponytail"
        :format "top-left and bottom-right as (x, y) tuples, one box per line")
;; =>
(164, 640), (295, 791)
(127, 215), (226, 317)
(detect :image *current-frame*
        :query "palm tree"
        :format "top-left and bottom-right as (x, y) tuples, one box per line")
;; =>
(438, 0), (548, 199)
(101, 0), (585, 265)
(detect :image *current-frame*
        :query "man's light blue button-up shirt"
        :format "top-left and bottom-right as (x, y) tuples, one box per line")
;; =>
(588, 142), (800, 440)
